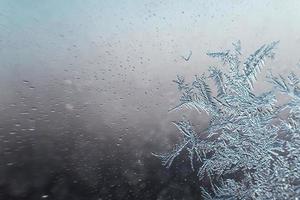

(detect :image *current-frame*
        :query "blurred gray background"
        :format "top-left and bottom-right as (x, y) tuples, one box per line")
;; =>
(0, 0), (300, 199)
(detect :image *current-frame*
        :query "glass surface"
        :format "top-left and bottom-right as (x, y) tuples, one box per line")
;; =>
(0, 1), (300, 199)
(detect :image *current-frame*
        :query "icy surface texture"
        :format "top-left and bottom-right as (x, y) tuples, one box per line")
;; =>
(153, 41), (300, 199)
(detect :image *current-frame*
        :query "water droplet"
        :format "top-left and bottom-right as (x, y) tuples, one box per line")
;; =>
(31, 107), (38, 111)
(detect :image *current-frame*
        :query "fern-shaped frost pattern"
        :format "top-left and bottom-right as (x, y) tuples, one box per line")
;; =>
(153, 41), (300, 199)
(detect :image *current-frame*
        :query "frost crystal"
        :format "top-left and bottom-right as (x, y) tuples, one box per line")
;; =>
(153, 41), (300, 199)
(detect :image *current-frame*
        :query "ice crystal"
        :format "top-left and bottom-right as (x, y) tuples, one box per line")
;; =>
(153, 41), (300, 199)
